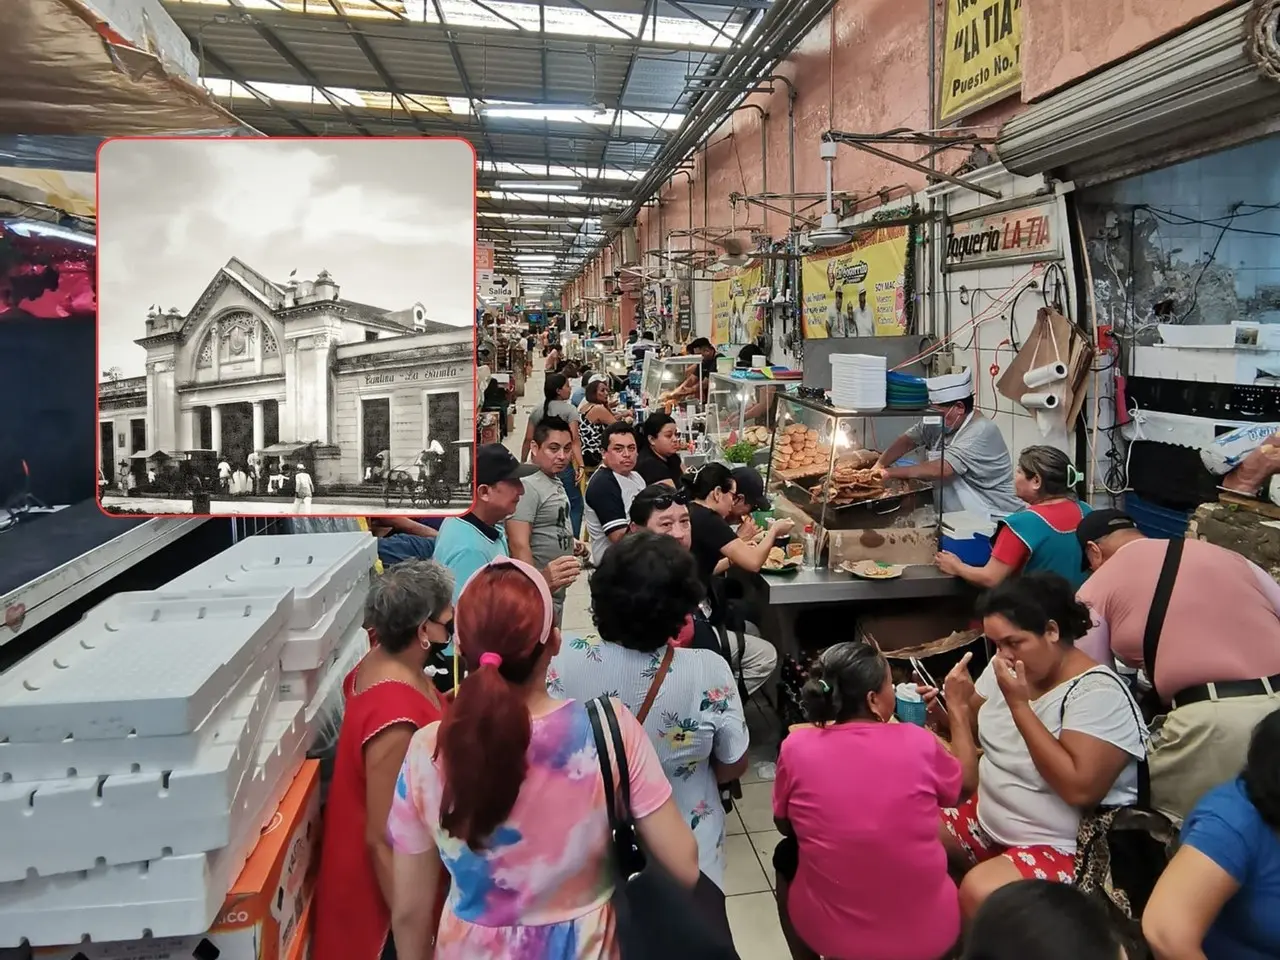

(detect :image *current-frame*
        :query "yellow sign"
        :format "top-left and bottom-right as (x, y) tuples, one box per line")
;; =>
(711, 261), (764, 346)
(801, 226), (910, 339)
(939, 0), (1023, 124)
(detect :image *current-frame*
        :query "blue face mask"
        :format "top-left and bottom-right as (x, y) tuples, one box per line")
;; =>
(441, 641), (455, 658)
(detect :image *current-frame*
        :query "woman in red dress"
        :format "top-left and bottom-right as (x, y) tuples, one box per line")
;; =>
(313, 559), (455, 960)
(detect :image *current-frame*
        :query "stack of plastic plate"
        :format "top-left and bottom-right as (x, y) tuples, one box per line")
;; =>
(886, 371), (929, 409)
(829, 354), (887, 411)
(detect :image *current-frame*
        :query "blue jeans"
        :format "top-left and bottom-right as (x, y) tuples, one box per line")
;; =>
(558, 463), (583, 538)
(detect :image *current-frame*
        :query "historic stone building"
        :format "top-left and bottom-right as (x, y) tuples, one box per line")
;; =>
(98, 258), (474, 488)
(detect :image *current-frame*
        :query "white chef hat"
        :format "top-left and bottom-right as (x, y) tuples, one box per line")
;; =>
(926, 369), (974, 405)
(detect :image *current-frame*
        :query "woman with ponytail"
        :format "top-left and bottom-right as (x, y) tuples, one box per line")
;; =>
(387, 557), (699, 960)
(771, 641), (967, 960)
(523, 373), (586, 537)
(935, 445), (1093, 589)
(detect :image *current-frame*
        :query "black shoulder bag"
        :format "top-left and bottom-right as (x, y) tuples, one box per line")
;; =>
(1060, 670), (1176, 958)
(584, 698), (737, 960)
(1139, 536), (1184, 720)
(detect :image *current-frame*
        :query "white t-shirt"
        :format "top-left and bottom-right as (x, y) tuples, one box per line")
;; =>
(975, 663), (1145, 852)
(294, 471), (314, 498)
(583, 468), (646, 565)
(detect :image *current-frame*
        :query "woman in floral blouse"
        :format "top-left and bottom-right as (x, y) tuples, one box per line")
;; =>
(550, 530), (750, 942)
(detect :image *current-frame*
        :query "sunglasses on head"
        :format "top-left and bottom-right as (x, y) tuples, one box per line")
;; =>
(642, 489), (690, 511)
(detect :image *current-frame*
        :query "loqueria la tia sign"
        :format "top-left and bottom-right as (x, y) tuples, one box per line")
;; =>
(943, 200), (1060, 271)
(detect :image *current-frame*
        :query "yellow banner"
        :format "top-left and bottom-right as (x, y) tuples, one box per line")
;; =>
(938, 0), (1023, 124)
(801, 226), (910, 339)
(710, 261), (764, 346)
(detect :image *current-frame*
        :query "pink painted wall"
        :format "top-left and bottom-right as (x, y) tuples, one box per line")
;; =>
(1021, 0), (1239, 101)
(572, 0), (1223, 297)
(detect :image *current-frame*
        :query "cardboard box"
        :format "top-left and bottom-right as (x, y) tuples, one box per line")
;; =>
(11, 762), (321, 960)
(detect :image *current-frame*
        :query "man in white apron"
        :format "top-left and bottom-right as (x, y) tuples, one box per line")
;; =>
(873, 369), (1022, 522)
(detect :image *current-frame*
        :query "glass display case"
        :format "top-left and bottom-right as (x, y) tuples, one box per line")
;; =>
(640, 353), (704, 407)
(765, 393), (940, 531)
(707, 373), (785, 448)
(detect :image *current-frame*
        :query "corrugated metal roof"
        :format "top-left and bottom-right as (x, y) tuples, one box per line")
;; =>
(160, 0), (769, 280)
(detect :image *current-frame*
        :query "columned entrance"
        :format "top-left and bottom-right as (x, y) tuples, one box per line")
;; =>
(193, 399), (281, 466)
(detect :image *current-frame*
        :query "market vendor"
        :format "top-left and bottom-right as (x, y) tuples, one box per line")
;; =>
(873, 370), (1022, 522)
(662, 337), (717, 403)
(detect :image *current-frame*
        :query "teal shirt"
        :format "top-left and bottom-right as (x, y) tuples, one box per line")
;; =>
(433, 515), (509, 605)
(1000, 501), (1093, 589)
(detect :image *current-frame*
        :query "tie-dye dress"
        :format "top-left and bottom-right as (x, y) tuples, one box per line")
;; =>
(387, 698), (673, 960)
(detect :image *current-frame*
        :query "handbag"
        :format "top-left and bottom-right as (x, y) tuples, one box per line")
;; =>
(1061, 671), (1176, 960)
(584, 697), (738, 960)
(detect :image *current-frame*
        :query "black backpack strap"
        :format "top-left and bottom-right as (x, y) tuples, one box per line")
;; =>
(1143, 538), (1185, 704)
(1059, 669), (1152, 811)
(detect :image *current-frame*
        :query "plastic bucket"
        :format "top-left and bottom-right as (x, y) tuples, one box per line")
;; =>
(895, 695), (928, 726)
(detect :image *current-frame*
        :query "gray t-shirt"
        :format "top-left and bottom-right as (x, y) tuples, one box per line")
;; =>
(510, 469), (574, 608)
(528, 399), (581, 429)
(905, 414), (1022, 518)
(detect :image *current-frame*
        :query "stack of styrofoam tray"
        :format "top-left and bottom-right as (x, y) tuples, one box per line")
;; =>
(0, 590), (290, 745)
(0, 665), (280, 880)
(0, 700), (310, 946)
(286, 616), (369, 707)
(161, 532), (375, 629)
(829, 353), (887, 411)
(278, 572), (368, 703)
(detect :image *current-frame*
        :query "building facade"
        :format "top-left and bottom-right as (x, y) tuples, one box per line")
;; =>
(99, 258), (474, 488)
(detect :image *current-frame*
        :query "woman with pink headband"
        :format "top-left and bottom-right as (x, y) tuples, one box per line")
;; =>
(386, 555), (699, 959)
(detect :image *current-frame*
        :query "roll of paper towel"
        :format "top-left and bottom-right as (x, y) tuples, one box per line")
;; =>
(1021, 392), (1060, 410)
(1023, 362), (1068, 389)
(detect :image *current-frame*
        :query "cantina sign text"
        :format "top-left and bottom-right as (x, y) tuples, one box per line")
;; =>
(944, 201), (1059, 270)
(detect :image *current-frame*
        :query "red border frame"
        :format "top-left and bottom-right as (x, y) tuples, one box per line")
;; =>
(93, 135), (480, 520)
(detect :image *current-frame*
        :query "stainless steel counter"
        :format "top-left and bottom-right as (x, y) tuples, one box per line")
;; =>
(760, 564), (965, 605)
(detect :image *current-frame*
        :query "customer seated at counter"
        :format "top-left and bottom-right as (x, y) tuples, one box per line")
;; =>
(636, 413), (685, 486)
(925, 573), (1146, 918)
(935, 446), (1093, 589)
(772, 641), (967, 960)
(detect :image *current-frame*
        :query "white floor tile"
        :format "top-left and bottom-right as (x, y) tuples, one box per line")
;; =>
(748, 829), (782, 890)
(721, 834), (771, 896)
(725, 807), (747, 836)
(735, 781), (777, 833)
(726, 892), (790, 960)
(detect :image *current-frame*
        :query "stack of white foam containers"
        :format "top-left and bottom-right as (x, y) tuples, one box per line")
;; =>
(0, 532), (375, 948)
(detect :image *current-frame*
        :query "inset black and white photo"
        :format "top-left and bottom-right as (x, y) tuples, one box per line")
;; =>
(96, 138), (477, 516)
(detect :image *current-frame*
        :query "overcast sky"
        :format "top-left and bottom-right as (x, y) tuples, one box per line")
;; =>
(97, 138), (475, 377)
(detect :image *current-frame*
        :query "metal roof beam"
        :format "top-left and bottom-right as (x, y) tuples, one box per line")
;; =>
(165, 7), (735, 56)
(326, 0), (438, 135)
(192, 45), (316, 136)
(224, 0), (375, 135)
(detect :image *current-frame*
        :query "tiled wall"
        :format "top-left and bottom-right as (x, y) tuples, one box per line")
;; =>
(1078, 135), (1280, 331)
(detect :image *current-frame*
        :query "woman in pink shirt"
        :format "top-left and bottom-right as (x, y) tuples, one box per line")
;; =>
(771, 642), (968, 960)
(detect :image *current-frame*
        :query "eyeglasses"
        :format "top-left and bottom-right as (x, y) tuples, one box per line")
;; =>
(432, 618), (455, 640)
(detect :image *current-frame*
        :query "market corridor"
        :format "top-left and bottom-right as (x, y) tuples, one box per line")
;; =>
(507, 361), (792, 957)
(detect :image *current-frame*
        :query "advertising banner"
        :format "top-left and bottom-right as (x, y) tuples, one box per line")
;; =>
(476, 244), (495, 284)
(938, 0), (1023, 124)
(801, 226), (910, 339)
(710, 261), (764, 346)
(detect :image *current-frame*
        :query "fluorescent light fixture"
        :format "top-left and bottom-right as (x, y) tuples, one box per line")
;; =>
(495, 180), (581, 192)
(4, 219), (95, 247)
